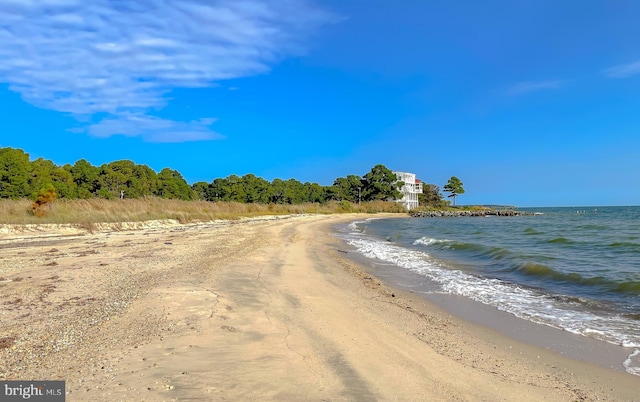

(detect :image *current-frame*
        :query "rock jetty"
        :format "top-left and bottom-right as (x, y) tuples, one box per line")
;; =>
(409, 209), (534, 218)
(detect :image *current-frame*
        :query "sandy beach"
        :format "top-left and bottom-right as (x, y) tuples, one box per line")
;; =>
(1, 214), (638, 401)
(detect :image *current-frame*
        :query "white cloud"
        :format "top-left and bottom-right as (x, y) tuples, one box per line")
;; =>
(507, 80), (565, 95)
(86, 115), (222, 143)
(0, 0), (334, 142)
(604, 60), (640, 78)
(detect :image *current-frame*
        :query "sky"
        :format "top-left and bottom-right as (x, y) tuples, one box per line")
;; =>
(1, 0), (639, 207)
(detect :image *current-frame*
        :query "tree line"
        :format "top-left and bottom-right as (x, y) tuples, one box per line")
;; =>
(0, 146), (457, 207)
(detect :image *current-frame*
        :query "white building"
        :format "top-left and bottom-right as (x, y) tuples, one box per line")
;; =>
(393, 171), (423, 210)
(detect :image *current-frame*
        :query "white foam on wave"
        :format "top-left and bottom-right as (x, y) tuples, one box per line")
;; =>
(413, 236), (451, 246)
(623, 349), (640, 376)
(347, 221), (362, 231)
(343, 234), (640, 375)
(347, 218), (377, 234)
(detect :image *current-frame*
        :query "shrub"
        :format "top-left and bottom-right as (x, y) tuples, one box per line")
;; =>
(32, 184), (57, 217)
(338, 200), (353, 212)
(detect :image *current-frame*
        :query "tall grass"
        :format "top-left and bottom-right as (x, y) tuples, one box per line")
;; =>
(0, 197), (407, 225)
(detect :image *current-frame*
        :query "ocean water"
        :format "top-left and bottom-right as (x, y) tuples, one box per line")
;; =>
(337, 206), (640, 376)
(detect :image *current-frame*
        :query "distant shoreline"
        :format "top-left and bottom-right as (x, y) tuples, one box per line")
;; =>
(409, 208), (536, 217)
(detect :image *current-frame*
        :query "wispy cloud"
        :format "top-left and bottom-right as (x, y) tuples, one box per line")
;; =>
(604, 60), (640, 78)
(82, 115), (222, 143)
(0, 0), (334, 142)
(507, 80), (565, 95)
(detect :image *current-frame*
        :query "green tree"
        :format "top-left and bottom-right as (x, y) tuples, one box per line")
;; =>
(225, 174), (246, 202)
(155, 168), (194, 200)
(70, 159), (101, 198)
(361, 164), (402, 202)
(330, 175), (362, 203)
(283, 179), (305, 204)
(130, 164), (157, 197)
(24, 157), (78, 199)
(304, 182), (326, 204)
(209, 178), (231, 201)
(28, 158), (55, 197)
(241, 174), (272, 203)
(50, 166), (77, 199)
(270, 178), (286, 204)
(94, 161), (157, 199)
(99, 163), (128, 198)
(443, 176), (465, 206)
(192, 181), (211, 201)
(418, 184), (444, 207)
(0, 147), (32, 198)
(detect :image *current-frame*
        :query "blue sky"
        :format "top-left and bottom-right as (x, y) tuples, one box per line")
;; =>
(1, 0), (639, 207)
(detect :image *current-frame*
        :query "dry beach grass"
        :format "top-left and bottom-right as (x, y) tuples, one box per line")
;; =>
(0, 212), (638, 401)
(0, 197), (406, 225)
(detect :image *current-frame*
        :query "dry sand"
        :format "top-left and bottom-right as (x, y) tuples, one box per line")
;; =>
(0, 214), (638, 401)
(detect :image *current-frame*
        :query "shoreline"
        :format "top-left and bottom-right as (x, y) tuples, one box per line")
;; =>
(334, 226), (636, 373)
(331, 217), (639, 397)
(1, 213), (638, 401)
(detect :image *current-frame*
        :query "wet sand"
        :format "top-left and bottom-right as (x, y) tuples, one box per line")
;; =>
(1, 214), (638, 401)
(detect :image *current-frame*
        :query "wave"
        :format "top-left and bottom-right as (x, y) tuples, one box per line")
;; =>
(346, 211), (640, 375)
(524, 227), (544, 235)
(613, 281), (640, 294)
(514, 263), (605, 287)
(344, 235), (640, 348)
(622, 313), (640, 321)
(413, 236), (451, 246)
(347, 221), (362, 231)
(448, 241), (481, 250)
(485, 246), (510, 260)
(517, 262), (575, 280)
(413, 237), (498, 255)
(577, 224), (611, 231)
(624, 350), (640, 376)
(413, 236), (637, 295)
(547, 237), (575, 244)
(609, 241), (640, 249)
(448, 241), (512, 261)
(548, 294), (607, 309)
(512, 262), (640, 295)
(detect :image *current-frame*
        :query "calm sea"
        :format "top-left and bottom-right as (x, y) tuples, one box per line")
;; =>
(337, 206), (640, 375)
